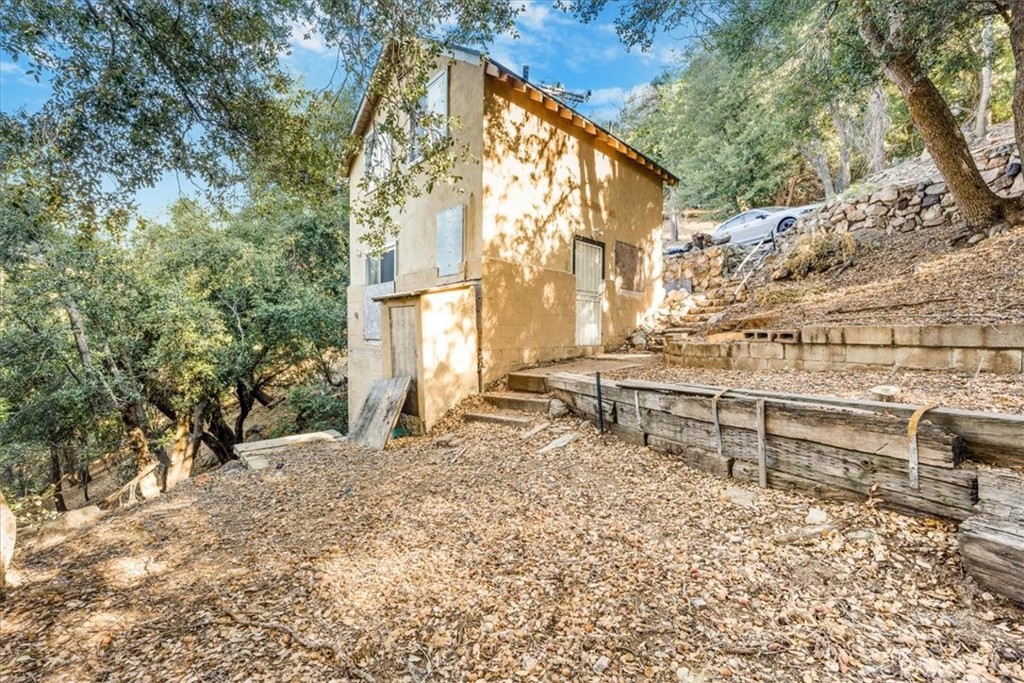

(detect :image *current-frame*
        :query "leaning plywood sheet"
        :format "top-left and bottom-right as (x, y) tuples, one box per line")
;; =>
(349, 377), (412, 450)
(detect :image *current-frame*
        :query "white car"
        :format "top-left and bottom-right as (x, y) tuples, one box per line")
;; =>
(712, 204), (822, 246)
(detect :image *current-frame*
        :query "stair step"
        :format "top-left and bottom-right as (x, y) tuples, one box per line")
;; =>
(463, 412), (534, 428)
(482, 392), (552, 413)
(507, 372), (550, 394)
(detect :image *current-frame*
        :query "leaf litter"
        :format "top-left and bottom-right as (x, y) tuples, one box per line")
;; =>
(2, 416), (1022, 682)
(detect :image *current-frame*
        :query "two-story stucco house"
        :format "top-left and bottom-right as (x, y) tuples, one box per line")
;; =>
(345, 47), (677, 433)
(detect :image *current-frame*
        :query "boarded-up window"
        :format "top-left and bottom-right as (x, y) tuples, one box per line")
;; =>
(615, 241), (643, 291)
(436, 204), (464, 276)
(410, 69), (449, 163)
(363, 281), (395, 341)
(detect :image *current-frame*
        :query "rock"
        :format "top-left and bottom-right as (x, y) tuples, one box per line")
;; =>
(864, 384), (901, 402)
(967, 233), (986, 245)
(434, 433), (463, 448)
(548, 399), (570, 419)
(865, 203), (889, 216)
(1008, 162), (1022, 178)
(924, 182), (947, 195)
(921, 204), (943, 222)
(62, 505), (105, 529)
(805, 507), (829, 525)
(690, 597), (708, 609)
(593, 655), (610, 673)
(874, 186), (899, 202)
(847, 529), (876, 542)
(921, 194), (941, 208)
(722, 487), (758, 508)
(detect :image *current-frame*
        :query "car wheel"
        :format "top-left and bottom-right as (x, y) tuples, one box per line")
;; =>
(777, 217), (797, 233)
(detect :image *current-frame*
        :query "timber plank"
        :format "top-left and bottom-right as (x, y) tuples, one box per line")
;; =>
(976, 469), (1024, 522)
(959, 516), (1024, 604)
(552, 374), (962, 467)
(349, 377), (412, 451)
(615, 377), (1024, 466)
(234, 430), (342, 456)
(646, 435), (733, 478)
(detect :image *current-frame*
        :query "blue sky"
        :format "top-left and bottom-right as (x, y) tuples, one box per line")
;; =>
(0, 2), (688, 219)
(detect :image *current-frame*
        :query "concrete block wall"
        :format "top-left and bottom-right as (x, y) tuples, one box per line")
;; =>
(665, 324), (1024, 374)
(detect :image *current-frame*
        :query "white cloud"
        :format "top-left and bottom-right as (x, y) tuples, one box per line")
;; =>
(0, 61), (22, 74)
(289, 20), (327, 53)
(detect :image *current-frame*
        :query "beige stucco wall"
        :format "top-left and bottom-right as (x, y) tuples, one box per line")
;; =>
(479, 77), (665, 385)
(347, 57), (485, 429)
(381, 285), (479, 431)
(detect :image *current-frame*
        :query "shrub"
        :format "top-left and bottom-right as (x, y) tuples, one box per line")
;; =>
(289, 383), (348, 434)
(784, 232), (856, 279)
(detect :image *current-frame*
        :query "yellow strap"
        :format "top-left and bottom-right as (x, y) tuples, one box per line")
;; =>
(907, 403), (939, 490)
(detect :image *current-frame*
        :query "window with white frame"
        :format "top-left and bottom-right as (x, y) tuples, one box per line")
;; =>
(364, 126), (394, 180)
(409, 69), (449, 163)
(366, 243), (397, 285)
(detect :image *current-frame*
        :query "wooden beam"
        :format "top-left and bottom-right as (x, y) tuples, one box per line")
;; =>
(615, 377), (1024, 467)
(529, 90), (543, 102)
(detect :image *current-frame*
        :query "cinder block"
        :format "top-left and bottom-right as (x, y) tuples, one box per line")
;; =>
(732, 356), (768, 371)
(919, 325), (985, 348)
(749, 342), (785, 359)
(950, 348), (1023, 374)
(731, 341), (752, 358)
(801, 326), (842, 345)
(785, 344), (846, 363)
(846, 345), (895, 366)
(763, 358), (794, 371)
(983, 325), (1024, 349)
(894, 347), (951, 370)
(772, 329), (801, 344)
(893, 326), (923, 346)
(843, 326), (894, 346)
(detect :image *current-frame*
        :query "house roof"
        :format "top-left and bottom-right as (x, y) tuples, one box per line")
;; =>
(347, 47), (678, 186)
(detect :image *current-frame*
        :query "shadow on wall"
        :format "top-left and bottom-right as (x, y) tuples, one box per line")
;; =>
(478, 83), (663, 381)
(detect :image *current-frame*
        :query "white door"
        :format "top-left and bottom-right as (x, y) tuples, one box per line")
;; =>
(574, 239), (603, 346)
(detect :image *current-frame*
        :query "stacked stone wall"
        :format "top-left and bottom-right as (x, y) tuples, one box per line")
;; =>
(796, 142), (1022, 240)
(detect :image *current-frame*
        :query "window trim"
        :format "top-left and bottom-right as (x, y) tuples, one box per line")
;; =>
(365, 242), (398, 286)
(409, 68), (449, 165)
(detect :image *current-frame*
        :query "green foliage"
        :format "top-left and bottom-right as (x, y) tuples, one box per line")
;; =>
(620, 50), (801, 216)
(288, 383), (349, 435)
(0, 0), (519, 243)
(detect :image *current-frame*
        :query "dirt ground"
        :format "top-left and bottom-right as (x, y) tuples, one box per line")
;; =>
(2, 418), (1022, 682)
(604, 359), (1024, 415)
(716, 223), (1024, 330)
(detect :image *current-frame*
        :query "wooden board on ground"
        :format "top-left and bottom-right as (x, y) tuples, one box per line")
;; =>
(233, 430), (343, 457)
(349, 377), (412, 451)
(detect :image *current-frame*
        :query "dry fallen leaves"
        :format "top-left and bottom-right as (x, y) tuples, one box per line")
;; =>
(1, 415), (1023, 682)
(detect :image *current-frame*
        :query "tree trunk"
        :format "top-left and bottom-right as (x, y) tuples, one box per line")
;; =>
(865, 85), (888, 175)
(203, 406), (238, 464)
(164, 405), (205, 491)
(49, 445), (68, 513)
(974, 17), (993, 141)
(1011, 0), (1024, 155)
(802, 140), (836, 200)
(234, 382), (254, 444)
(882, 51), (1019, 227)
(831, 107), (856, 193)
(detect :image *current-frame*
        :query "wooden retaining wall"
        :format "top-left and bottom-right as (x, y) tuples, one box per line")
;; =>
(548, 372), (1024, 603)
(666, 324), (1024, 375)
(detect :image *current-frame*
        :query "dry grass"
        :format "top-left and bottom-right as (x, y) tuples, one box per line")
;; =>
(783, 233), (856, 280)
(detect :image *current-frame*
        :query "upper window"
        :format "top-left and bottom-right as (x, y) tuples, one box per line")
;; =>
(364, 126), (394, 180)
(366, 244), (396, 285)
(409, 69), (449, 164)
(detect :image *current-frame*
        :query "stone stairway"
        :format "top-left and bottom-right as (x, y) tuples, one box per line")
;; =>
(643, 286), (748, 350)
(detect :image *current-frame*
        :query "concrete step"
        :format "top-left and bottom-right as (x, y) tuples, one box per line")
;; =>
(507, 372), (550, 394)
(482, 392), (552, 413)
(463, 412), (534, 428)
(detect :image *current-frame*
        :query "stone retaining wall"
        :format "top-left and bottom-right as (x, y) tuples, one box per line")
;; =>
(665, 324), (1024, 374)
(663, 245), (746, 293)
(795, 142), (1022, 241)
